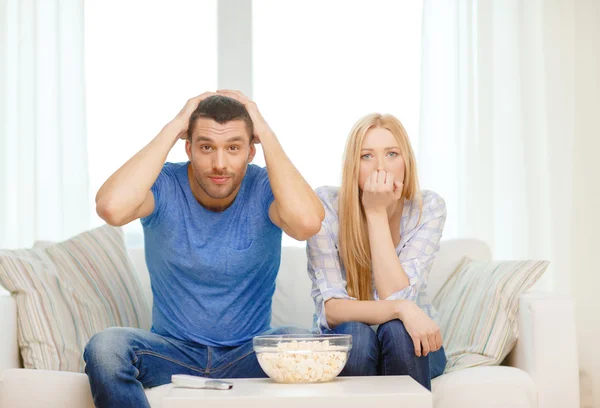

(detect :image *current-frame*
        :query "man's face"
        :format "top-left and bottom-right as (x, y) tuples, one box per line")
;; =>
(186, 118), (255, 204)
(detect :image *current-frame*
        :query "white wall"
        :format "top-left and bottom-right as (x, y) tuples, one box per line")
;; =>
(572, 1), (600, 406)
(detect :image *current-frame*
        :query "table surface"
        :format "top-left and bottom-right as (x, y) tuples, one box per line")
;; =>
(162, 376), (432, 408)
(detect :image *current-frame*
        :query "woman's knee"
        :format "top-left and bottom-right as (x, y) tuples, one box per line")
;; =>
(333, 321), (377, 346)
(333, 322), (378, 376)
(377, 320), (431, 386)
(377, 320), (416, 355)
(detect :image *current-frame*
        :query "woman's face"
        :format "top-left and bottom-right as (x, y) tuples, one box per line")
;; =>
(358, 127), (405, 190)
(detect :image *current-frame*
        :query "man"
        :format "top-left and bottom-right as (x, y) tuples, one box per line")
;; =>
(84, 90), (324, 407)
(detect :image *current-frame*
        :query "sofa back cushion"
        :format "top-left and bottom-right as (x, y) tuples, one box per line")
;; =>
(433, 257), (548, 372)
(428, 239), (492, 298)
(0, 225), (150, 372)
(128, 239), (493, 330)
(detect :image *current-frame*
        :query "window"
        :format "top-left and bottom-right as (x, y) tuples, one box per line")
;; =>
(85, 1), (423, 247)
(85, 1), (217, 246)
(253, 0), (424, 245)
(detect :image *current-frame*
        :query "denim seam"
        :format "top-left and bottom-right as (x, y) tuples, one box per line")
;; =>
(210, 350), (255, 373)
(206, 347), (212, 374)
(134, 350), (205, 374)
(131, 356), (140, 379)
(377, 329), (389, 376)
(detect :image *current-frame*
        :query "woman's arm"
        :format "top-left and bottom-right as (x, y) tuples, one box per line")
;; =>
(323, 298), (400, 328)
(361, 169), (410, 299)
(362, 171), (447, 301)
(366, 211), (410, 299)
(324, 298), (442, 357)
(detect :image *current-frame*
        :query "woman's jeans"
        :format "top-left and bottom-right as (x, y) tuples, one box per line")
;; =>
(326, 320), (447, 390)
(83, 326), (311, 408)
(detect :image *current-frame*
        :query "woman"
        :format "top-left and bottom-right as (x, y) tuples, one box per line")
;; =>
(307, 113), (447, 390)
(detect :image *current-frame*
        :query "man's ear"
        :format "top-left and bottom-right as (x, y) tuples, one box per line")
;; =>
(248, 143), (256, 163)
(185, 139), (192, 161)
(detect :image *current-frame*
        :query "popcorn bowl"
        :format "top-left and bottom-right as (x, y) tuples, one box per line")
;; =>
(253, 334), (352, 384)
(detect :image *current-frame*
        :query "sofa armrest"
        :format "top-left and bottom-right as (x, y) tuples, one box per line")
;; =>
(505, 292), (580, 408)
(0, 290), (20, 375)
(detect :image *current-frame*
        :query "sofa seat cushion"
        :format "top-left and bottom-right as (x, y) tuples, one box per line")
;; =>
(0, 369), (171, 408)
(432, 366), (537, 408)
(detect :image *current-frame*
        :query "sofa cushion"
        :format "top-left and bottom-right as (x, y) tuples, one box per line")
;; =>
(269, 240), (494, 331)
(428, 239), (492, 299)
(433, 257), (548, 373)
(0, 225), (151, 372)
(432, 366), (537, 408)
(271, 246), (314, 330)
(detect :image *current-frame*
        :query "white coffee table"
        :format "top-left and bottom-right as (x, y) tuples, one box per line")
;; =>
(162, 376), (431, 408)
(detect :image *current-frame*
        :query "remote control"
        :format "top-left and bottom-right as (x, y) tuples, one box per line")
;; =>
(172, 374), (233, 390)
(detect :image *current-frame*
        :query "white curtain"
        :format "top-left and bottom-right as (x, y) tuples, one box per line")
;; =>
(0, 0), (89, 249)
(419, 0), (576, 293)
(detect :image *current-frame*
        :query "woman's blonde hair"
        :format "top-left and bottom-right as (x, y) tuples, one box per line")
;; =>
(338, 113), (422, 300)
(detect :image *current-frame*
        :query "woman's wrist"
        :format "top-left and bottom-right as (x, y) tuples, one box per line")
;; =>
(365, 209), (388, 223)
(391, 299), (409, 320)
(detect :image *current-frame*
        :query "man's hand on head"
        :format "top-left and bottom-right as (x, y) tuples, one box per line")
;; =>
(173, 92), (217, 140)
(216, 90), (273, 144)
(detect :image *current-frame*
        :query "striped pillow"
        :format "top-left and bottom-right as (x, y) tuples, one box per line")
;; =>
(0, 225), (150, 372)
(432, 257), (548, 373)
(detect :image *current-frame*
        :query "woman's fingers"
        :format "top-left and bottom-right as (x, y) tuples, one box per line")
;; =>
(429, 332), (439, 352)
(370, 170), (379, 186)
(384, 172), (394, 189)
(436, 330), (443, 351)
(421, 335), (431, 357)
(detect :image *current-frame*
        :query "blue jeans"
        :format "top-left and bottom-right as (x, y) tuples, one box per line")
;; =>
(83, 326), (311, 408)
(327, 320), (447, 390)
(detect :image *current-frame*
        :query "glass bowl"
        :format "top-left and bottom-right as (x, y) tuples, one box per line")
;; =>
(253, 334), (352, 383)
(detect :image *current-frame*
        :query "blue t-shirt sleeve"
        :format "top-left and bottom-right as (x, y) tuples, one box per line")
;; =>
(140, 163), (178, 227)
(256, 166), (276, 217)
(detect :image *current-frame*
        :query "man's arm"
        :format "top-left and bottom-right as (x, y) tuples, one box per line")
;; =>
(261, 131), (325, 240)
(96, 92), (215, 226)
(217, 90), (324, 240)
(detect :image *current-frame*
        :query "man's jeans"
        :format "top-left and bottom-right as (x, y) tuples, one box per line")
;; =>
(83, 326), (310, 408)
(327, 320), (447, 390)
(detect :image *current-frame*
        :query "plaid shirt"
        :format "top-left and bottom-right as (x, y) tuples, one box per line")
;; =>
(307, 186), (447, 332)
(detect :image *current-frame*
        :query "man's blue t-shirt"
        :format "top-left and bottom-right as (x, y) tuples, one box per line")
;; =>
(140, 162), (282, 347)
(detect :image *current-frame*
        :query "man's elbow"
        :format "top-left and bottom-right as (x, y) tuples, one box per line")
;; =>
(96, 198), (130, 227)
(290, 215), (323, 241)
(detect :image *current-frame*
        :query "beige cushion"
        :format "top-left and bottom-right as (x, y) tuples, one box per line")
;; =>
(269, 239), (495, 331)
(432, 366), (537, 408)
(428, 239), (492, 299)
(433, 257), (548, 373)
(0, 225), (150, 372)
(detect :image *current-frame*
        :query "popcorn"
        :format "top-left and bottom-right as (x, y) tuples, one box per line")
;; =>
(256, 340), (348, 383)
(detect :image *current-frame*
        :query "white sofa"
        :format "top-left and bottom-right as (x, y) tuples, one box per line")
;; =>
(0, 239), (580, 408)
